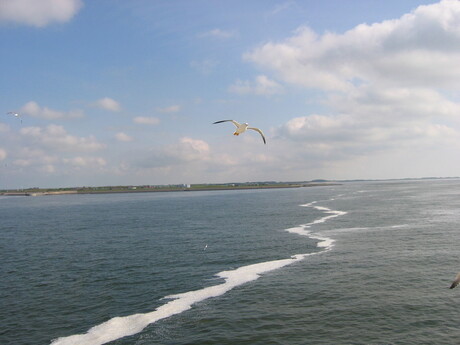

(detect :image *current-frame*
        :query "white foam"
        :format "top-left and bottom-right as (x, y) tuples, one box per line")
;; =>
(306, 205), (347, 227)
(285, 225), (308, 236)
(286, 202), (347, 251)
(325, 224), (410, 235)
(50, 255), (312, 345)
(50, 199), (347, 345)
(313, 206), (330, 211)
(309, 233), (335, 249)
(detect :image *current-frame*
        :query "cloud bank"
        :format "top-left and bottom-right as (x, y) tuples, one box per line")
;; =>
(4, 1), (460, 188)
(246, 0), (460, 91)
(0, 0), (83, 27)
(20, 101), (84, 120)
(241, 0), (460, 179)
(115, 132), (133, 142)
(20, 124), (105, 152)
(229, 75), (283, 95)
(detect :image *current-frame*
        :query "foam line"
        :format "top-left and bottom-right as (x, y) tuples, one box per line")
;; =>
(325, 224), (410, 234)
(286, 202), (347, 250)
(51, 255), (312, 345)
(51, 200), (346, 345)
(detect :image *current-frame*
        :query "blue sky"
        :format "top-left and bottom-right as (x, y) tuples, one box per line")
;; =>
(2, 0), (460, 188)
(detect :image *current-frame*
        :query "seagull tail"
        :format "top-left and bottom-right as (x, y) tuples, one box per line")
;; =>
(450, 283), (457, 289)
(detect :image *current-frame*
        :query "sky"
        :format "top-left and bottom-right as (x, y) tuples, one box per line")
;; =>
(1, 0), (460, 189)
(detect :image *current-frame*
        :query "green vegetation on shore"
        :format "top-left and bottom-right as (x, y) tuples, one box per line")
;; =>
(3, 177), (459, 196)
(0, 181), (338, 196)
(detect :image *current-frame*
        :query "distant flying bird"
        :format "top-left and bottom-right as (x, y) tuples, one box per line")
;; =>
(6, 112), (22, 123)
(213, 120), (266, 144)
(204, 244), (208, 251)
(450, 272), (460, 289)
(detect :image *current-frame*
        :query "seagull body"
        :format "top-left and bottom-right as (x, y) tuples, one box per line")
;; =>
(450, 272), (460, 289)
(213, 119), (266, 144)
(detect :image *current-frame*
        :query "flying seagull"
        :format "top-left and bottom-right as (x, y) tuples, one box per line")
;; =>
(450, 272), (460, 289)
(6, 112), (22, 123)
(213, 120), (266, 144)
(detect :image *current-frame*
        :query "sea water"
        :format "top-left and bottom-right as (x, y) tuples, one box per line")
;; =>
(1, 180), (460, 345)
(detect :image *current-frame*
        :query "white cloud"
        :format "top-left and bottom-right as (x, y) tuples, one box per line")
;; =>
(7, 1), (460, 186)
(0, 123), (10, 132)
(157, 105), (181, 113)
(229, 75), (283, 95)
(11, 148), (58, 170)
(129, 136), (286, 183)
(20, 101), (84, 119)
(177, 137), (210, 159)
(328, 86), (460, 123)
(133, 116), (160, 125)
(0, 0), (83, 27)
(126, 137), (278, 184)
(0, 148), (7, 161)
(139, 137), (210, 168)
(13, 159), (32, 167)
(269, 2), (295, 16)
(115, 132), (133, 142)
(20, 124), (106, 152)
(246, 0), (460, 91)
(39, 164), (56, 174)
(5, 144), (107, 178)
(63, 156), (107, 167)
(283, 114), (349, 136)
(230, 0), (460, 180)
(199, 28), (236, 39)
(280, 113), (460, 148)
(93, 97), (121, 112)
(275, 85), (460, 166)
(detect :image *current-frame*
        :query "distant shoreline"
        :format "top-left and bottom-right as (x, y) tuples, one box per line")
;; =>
(3, 177), (459, 197)
(0, 183), (339, 197)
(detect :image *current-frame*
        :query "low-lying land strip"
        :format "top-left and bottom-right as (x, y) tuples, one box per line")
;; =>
(0, 182), (338, 196)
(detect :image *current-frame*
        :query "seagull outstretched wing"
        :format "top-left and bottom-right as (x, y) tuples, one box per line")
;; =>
(213, 119), (266, 144)
(450, 272), (460, 289)
(213, 120), (241, 128)
(248, 127), (266, 144)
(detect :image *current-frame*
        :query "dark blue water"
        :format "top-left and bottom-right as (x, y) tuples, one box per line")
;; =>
(1, 180), (460, 344)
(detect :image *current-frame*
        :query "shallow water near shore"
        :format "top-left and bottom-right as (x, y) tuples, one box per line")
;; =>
(1, 179), (460, 344)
